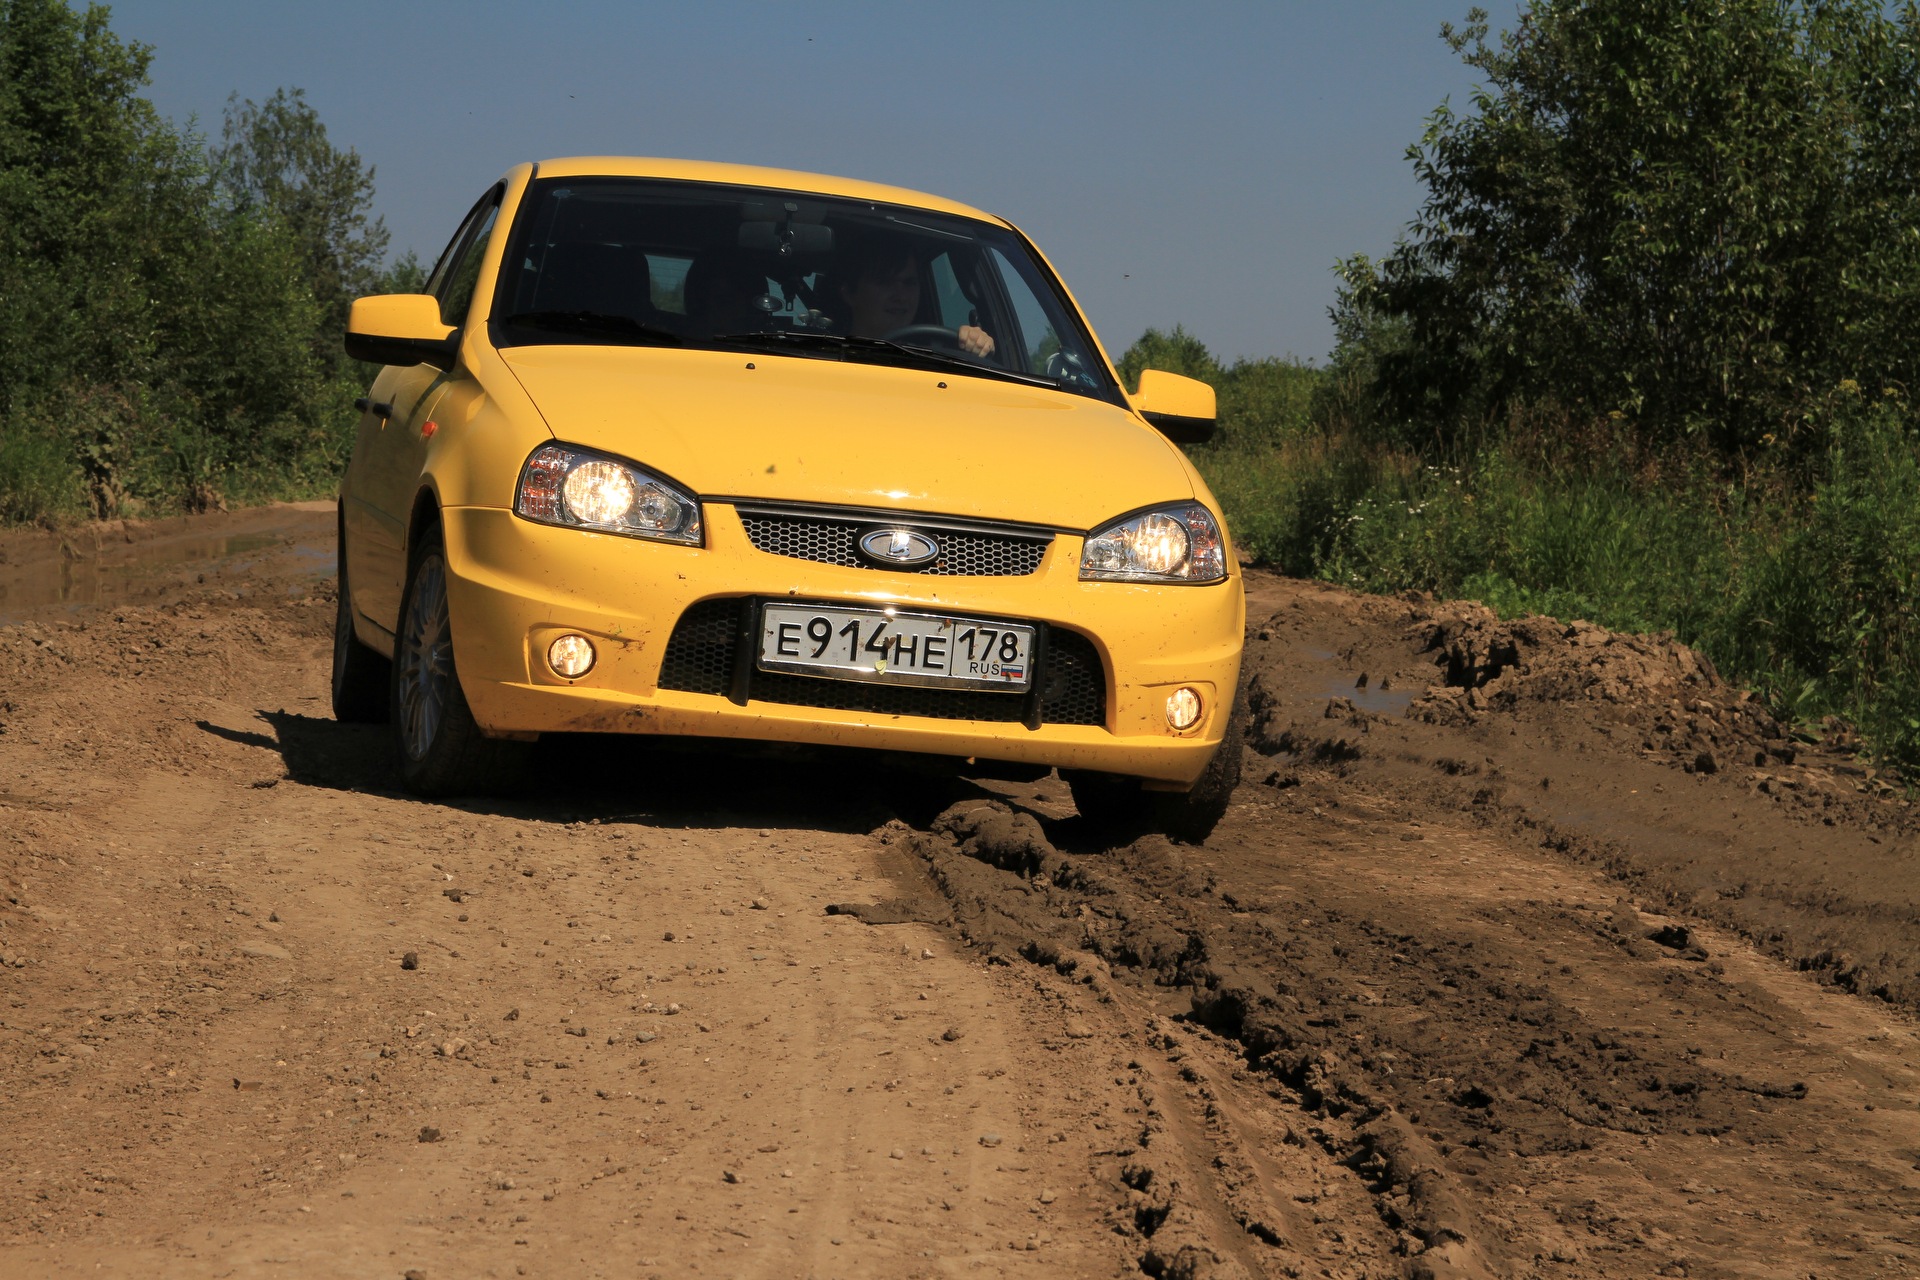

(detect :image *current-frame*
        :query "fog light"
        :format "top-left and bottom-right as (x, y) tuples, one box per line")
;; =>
(1166, 687), (1202, 731)
(548, 634), (596, 678)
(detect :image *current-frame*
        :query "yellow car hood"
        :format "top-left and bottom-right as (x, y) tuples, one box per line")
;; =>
(496, 345), (1193, 530)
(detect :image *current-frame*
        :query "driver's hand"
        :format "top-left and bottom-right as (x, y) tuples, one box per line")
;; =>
(958, 325), (995, 358)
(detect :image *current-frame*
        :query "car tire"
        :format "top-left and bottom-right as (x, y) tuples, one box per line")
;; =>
(331, 537), (391, 724)
(390, 523), (522, 797)
(1064, 675), (1249, 845)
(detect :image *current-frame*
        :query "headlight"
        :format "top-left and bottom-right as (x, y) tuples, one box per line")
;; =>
(514, 444), (703, 545)
(1079, 503), (1226, 583)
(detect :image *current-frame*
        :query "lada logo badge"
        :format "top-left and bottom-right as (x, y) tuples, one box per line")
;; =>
(858, 527), (940, 567)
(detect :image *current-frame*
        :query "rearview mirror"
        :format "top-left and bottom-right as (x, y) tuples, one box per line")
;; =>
(344, 294), (458, 370)
(1133, 369), (1217, 444)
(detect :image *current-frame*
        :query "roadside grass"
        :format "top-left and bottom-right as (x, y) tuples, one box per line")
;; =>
(0, 376), (359, 526)
(1179, 353), (1920, 773)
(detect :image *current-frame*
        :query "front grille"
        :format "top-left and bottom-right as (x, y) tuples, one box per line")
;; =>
(738, 513), (1048, 577)
(656, 598), (1106, 727)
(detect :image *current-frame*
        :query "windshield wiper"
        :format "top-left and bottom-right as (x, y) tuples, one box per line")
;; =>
(504, 310), (682, 346)
(704, 329), (1058, 388)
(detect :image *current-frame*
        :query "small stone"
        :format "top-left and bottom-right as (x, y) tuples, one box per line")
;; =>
(239, 942), (291, 961)
(400, 952), (419, 971)
(635, 1031), (656, 1044)
(941, 1026), (963, 1042)
(889, 1148), (905, 1160)
(405, 1270), (427, 1280)
(751, 898), (769, 910)
(663, 931), (676, 942)
(920, 948), (934, 960)
(723, 1169), (743, 1184)
(443, 888), (466, 902)
(268, 911), (280, 923)
(458, 914), (469, 922)
(417, 1126), (442, 1143)
(1064, 1020), (1094, 1039)
(503, 1007), (520, 1021)
(978, 1132), (1002, 1148)
(666, 1002), (682, 1015)
(232, 1078), (262, 1091)
(1039, 1189), (1056, 1204)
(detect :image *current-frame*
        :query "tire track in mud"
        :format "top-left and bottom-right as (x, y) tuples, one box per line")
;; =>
(883, 780), (1920, 1280)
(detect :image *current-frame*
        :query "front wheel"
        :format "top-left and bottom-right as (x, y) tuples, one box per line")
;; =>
(390, 525), (521, 797)
(1065, 678), (1248, 845)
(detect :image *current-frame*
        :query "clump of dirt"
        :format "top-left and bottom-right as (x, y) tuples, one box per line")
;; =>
(1402, 601), (1801, 779)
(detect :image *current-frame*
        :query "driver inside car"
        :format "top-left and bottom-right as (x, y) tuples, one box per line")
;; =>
(835, 237), (996, 359)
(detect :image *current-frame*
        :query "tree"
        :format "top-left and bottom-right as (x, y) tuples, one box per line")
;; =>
(214, 87), (389, 346)
(1116, 325), (1220, 392)
(0, 0), (200, 411)
(0, 1), (358, 518)
(1347, 0), (1920, 455)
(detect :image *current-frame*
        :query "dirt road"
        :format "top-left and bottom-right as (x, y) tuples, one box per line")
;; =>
(1, 507), (1915, 1279)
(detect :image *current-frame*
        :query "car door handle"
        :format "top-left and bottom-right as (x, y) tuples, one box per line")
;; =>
(354, 397), (396, 418)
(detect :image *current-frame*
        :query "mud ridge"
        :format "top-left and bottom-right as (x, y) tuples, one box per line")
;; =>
(903, 799), (1512, 1279)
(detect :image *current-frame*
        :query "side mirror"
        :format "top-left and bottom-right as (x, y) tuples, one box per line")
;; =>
(344, 295), (458, 370)
(1133, 369), (1216, 444)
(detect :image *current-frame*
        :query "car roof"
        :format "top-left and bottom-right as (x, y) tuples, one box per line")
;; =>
(528, 156), (1006, 226)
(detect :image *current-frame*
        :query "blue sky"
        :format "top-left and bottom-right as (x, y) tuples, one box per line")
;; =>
(109, 1), (1516, 364)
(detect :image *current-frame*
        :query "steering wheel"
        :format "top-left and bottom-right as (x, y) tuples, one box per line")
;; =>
(882, 324), (967, 352)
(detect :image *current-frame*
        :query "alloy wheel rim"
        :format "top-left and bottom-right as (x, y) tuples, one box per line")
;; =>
(396, 554), (452, 761)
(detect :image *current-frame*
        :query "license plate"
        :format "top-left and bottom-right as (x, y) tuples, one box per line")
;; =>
(757, 603), (1035, 691)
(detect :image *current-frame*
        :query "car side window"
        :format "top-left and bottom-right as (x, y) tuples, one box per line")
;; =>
(434, 198), (502, 328)
(988, 248), (1065, 374)
(424, 192), (493, 296)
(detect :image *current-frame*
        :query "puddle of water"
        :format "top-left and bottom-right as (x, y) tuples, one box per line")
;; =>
(0, 530), (334, 626)
(1316, 680), (1417, 717)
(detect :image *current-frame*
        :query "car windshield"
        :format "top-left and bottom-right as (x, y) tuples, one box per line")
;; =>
(490, 177), (1120, 402)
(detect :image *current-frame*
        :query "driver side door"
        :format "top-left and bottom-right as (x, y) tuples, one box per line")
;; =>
(343, 188), (501, 641)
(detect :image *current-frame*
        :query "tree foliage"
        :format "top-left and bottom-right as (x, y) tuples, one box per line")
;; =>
(0, 0), (394, 521)
(214, 87), (390, 347)
(1343, 0), (1920, 454)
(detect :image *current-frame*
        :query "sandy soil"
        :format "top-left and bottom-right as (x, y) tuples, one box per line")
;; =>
(0, 508), (1915, 1279)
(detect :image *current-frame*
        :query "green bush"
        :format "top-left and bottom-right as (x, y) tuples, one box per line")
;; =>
(1726, 398), (1920, 759)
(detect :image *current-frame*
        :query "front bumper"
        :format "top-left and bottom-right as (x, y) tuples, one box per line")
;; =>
(439, 503), (1244, 786)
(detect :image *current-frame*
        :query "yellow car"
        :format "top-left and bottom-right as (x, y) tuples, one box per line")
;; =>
(333, 157), (1244, 837)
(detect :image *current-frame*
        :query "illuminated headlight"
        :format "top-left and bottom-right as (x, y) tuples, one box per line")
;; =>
(1079, 503), (1226, 583)
(514, 444), (702, 545)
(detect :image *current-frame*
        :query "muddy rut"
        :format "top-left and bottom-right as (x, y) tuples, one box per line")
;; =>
(0, 508), (1915, 1279)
